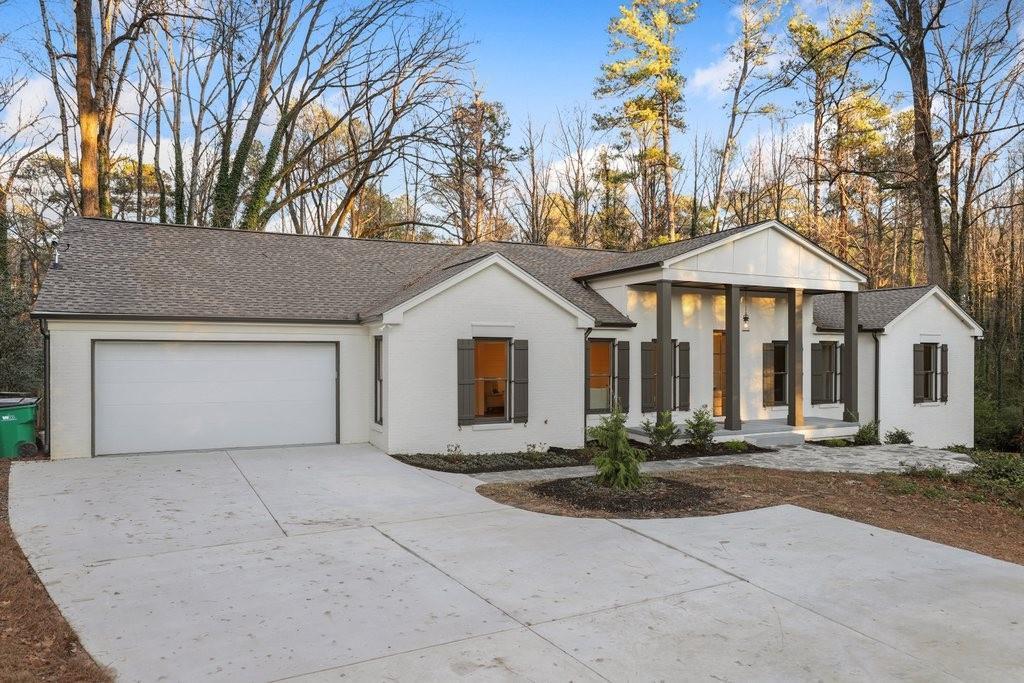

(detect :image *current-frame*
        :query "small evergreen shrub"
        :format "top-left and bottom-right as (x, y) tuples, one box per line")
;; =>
(640, 411), (682, 449)
(884, 427), (913, 445)
(723, 440), (748, 453)
(588, 404), (646, 490)
(683, 406), (717, 453)
(854, 420), (880, 446)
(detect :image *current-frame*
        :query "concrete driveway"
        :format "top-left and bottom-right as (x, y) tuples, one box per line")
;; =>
(10, 444), (1024, 682)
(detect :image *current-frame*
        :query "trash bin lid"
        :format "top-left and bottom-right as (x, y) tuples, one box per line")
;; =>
(0, 396), (38, 407)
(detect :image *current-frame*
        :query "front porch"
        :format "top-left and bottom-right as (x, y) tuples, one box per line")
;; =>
(628, 416), (859, 448)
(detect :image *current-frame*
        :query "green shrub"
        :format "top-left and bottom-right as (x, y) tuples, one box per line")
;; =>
(974, 396), (1024, 453)
(588, 404), (646, 490)
(962, 450), (1024, 508)
(854, 420), (880, 446)
(683, 406), (717, 453)
(945, 444), (973, 455)
(817, 438), (851, 447)
(723, 440), (748, 453)
(640, 410), (682, 449)
(884, 427), (913, 445)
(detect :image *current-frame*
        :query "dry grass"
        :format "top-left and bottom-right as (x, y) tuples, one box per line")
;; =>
(0, 460), (111, 682)
(479, 465), (1024, 566)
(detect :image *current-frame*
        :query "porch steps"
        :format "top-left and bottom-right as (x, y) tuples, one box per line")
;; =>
(744, 432), (806, 448)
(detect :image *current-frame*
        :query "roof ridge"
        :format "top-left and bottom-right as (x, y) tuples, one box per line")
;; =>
(71, 216), (461, 247)
(862, 284), (934, 294)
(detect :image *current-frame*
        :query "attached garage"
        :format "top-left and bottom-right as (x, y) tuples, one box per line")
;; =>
(92, 341), (338, 455)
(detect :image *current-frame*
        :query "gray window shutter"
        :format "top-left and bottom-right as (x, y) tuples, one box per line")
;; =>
(457, 339), (475, 425)
(913, 343), (925, 403)
(615, 341), (629, 412)
(836, 342), (843, 403)
(940, 344), (948, 402)
(513, 339), (528, 423)
(676, 342), (690, 410)
(810, 342), (824, 404)
(640, 341), (656, 413)
(762, 343), (775, 407)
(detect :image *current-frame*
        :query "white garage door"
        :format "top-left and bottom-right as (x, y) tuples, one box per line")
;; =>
(94, 341), (337, 455)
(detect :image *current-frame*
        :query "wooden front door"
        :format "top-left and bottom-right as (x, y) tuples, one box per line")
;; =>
(713, 330), (726, 417)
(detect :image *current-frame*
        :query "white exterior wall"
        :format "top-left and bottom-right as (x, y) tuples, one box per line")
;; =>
(383, 264), (586, 454)
(46, 319), (371, 459)
(875, 296), (977, 448)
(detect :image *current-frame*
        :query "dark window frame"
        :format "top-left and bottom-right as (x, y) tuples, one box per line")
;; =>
(373, 335), (383, 425)
(586, 338), (616, 415)
(811, 341), (841, 405)
(914, 342), (942, 404)
(764, 340), (788, 407)
(472, 337), (512, 423)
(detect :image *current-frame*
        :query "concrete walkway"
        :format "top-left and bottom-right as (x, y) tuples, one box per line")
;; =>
(475, 442), (976, 484)
(10, 444), (1021, 682)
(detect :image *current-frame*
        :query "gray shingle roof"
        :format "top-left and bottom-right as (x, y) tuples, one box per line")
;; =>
(813, 286), (934, 331)
(32, 217), (635, 326)
(572, 222), (767, 278)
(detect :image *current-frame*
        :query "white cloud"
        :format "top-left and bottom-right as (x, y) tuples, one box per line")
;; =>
(1, 76), (55, 133)
(689, 55), (735, 100)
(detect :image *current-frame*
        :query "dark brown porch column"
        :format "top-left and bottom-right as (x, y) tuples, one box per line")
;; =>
(787, 288), (804, 427)
(843, 290), (859, 422)
(725, 284), (742, 430)
(656, 280), (673, 414)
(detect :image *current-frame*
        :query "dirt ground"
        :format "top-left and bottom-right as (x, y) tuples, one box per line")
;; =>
(0, 460), (111, 682)
(478, 465), (1024, 566)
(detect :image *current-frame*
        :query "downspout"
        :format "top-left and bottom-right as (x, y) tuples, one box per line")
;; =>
(38, 318), (50, 454)
(583, 327), (592, 446)
(872, 332), (880, 424)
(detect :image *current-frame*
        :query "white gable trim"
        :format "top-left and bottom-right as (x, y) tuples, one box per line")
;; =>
(884, 286), (984, 337)
(663, 220), (869, 284)
(381, 253), (596, 328)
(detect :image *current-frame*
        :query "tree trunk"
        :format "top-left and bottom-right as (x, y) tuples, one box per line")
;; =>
(661, 94), (675, 240)
(75, 0), (100, 217)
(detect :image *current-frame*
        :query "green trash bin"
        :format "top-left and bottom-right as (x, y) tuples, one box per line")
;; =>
(0, 397), (39, 458)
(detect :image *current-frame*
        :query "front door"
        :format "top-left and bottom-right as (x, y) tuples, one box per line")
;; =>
(713, 330), (726, 417)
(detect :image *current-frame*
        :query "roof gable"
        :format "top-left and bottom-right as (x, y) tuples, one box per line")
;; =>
(665, 221), (867, 285)
(380, 253), (596, 328)
(813, 285), (983, 335)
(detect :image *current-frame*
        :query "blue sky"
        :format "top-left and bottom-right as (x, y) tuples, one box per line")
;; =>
(446, 0), (749, 146)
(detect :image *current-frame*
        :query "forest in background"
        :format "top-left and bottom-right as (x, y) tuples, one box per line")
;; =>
(0, 0), (1021, 450)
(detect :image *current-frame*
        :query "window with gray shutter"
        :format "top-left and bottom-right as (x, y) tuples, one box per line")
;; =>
(615, 341), (630, 412)
(676, 342), (690, 410)
(940, 344), (949, 402)
(914, 343), (940, 403)
(457, 339), (475, 425)
(640, 341), (656, 413)
(513, 340), (528, 423)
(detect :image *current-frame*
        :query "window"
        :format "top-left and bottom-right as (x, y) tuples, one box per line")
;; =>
(587, 339), (614, 413)
(474, 339), (509, 419)
(458, 338), (528, 426)
(763, 341), (788, 407)
(373, 336), (383, 425)
(914, 343), (948, 403)
(811, 341), (840, 404)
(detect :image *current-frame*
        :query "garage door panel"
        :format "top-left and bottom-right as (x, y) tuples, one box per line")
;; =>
(98, 377), (333, 406)
(94, 341), (337, 455)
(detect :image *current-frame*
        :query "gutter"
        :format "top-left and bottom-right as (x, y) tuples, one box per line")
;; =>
(30, 312), (364, 325)
(38, 318), (50, 454)
(872, 332), (881, 423)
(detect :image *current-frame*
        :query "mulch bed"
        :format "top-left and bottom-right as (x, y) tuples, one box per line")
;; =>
(392, 441), (771, 474)
(0, 460), (112, 682)
(478, 465), (1024, 565)
(532, 476), (718, 516)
